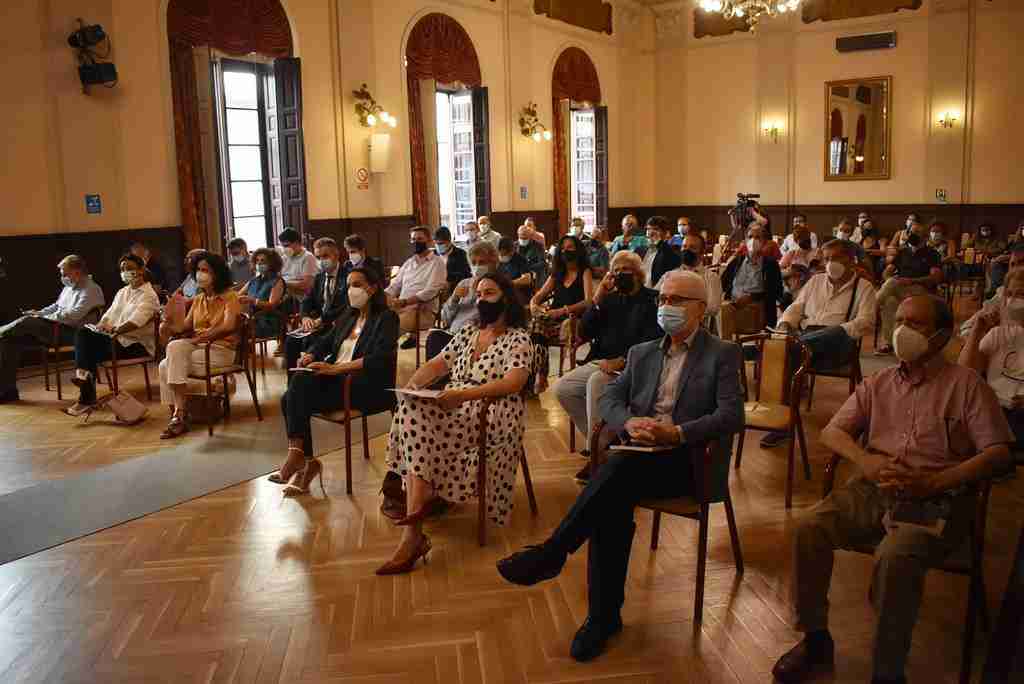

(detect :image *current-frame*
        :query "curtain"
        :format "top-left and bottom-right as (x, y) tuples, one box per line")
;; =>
(551, 48), (601, 233)
(167, 0), (292, 57)
(552, 99), (570, 237)
(405, 13), (482, 225)
(169, 38), (208, 250)
(420, 79), (440, 229)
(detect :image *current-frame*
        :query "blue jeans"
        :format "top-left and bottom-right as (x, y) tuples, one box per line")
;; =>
(797, 325), (858, 372)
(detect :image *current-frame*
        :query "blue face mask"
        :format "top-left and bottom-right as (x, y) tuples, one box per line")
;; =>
(657, 305), (689, 336)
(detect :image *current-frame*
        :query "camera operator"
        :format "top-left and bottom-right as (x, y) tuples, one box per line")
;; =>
(731, 199), (781, 261)
(721, 221), (785, 334)
(554, 250), (662, 471)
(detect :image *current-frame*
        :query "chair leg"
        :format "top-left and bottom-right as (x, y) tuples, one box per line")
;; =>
(53, 352), (62, 400)
(724, 491), (744, 575)
(650, 510), (662, 550)
(362, 414), (370, 460)
(734, 429), (746, 470)
(206, 375), (214, 436)
(569, 420), (576, 454)
(519, 452), (538, 514)
(693, 505), (710, 629)
(796, 414), (811, 481)
(260, 341), (267, 379)
(478, 454), (487, 547)
(44, 348), (51, 392)
(785, 426), (796, 509)
(558, 345), (565, 377)
(111, 365), (120, 395)
(960, 572), (981, 684)
(143, 363), (153, 401)
(806, 374), (816, 410)
(222, 376), (231, 419)
(246, 368), (262, 421)
(344, 413), (353, 495)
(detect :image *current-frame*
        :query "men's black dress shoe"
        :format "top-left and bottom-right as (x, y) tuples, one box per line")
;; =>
(0, 388), (20, 404)
(771, 633), (834, 683)
(400, 336), (418, 350)
(573, 462), (591, 485)
(570, 615), (623, 662)
(496, 544), (566, 586)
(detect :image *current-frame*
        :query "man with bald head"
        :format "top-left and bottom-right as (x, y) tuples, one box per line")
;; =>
(773, 295), (1013, 684)
(498, 270), (744, 662)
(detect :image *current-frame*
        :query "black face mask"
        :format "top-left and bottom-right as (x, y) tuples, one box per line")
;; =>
(907, 233), (922, 248)
(798, 239), (812, 250)
(862, 228), (875, 237)
(562, 250), (578, 263)
(477, 298), (506, 326)
(411, 241), (428, 255)
(614, 272), (636, 292)
(681, 249), (700, 267)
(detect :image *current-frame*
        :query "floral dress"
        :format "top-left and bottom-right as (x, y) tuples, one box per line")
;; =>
(386, 324), (534, 525)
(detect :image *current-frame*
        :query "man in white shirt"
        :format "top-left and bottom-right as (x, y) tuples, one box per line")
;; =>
(0, 255), (106, 402)
(474, 217), (501, 247)
(276, 228), (319, 301)
(781, 214), (819, 255)
(761, 239), (877, 447)
(657, 232), (723, 317)
(387, 226), (448, 348)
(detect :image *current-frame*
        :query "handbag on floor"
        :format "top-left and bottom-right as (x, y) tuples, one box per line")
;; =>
(77, 392), (149, 425)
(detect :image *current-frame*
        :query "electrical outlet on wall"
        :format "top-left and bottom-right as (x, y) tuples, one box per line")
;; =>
(935, 188), (947, 202)
(520, 186), (528, 200)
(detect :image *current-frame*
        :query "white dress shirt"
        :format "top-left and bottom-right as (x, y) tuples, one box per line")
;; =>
(279, 247), (319, 292)
(385, 252), (447, 310)
(98, 282), (160, 355)
(779, 272), (877, 340)
(657, 265), (723, 316)
(781, 232), (819, 255)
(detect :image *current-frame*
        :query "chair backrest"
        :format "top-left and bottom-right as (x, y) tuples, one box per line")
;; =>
(691, 437), (736, 505)
(235, 313), (252, 367)
(740, 332), (808, 406)
(964, 247), (977, 265)
(718, 300), (737, 341)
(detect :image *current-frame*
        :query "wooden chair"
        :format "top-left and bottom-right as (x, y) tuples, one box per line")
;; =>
(42, 306), (103, 400)
(100, 313), (162, 401)
(958, 249), (989, 302)
(734, 332), (811, 509)
(251, 309), (288, 378)
(805, 336), (864, 410)
(186, 313), (263, 436)
(413, 293), (444, 369)
(476, 396), (539, 547)
(588, 421), (744, 629)
(822, 455), (991, 684)
(311, 352), (398, 495)
(565, 319), (586, 454)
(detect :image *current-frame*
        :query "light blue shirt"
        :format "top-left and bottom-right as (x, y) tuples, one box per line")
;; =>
(732, 257), (765, 298)
(440, 277), (479, 333)
(38, 276), (105, 326)
(179, 274), (198, 298)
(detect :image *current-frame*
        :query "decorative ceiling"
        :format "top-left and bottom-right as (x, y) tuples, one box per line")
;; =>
(534, 0), (613, 34)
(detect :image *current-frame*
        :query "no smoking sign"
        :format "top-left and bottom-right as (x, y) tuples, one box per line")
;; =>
(356, 167), (370, 190)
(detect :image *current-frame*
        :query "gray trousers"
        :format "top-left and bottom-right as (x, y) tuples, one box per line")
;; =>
(792, 476), (974, 679)
(553, 362), (615, 444)
(0, 316), (74, 391)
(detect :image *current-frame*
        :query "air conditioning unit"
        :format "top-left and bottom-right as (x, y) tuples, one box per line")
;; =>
(836, 32), (897, 53)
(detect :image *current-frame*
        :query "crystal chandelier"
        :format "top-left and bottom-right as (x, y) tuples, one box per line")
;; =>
(698, 1), (802, 29)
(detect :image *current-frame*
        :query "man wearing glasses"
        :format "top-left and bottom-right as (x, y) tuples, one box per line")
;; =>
(496, 271), (744, 662)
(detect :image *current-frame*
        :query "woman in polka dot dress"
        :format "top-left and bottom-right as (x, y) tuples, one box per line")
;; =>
(378, 272), (534, 575)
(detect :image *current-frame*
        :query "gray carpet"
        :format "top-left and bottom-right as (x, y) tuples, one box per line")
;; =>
(0, 411), (392, 566)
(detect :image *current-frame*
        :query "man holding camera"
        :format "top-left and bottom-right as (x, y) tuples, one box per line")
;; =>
(721, 221), (785, 335)
(554, 251), (662, 468)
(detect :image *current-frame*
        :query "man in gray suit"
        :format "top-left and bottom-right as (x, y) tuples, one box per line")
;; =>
(497, 271), (744, 662)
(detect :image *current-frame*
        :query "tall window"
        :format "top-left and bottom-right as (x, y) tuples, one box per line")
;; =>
(570, 109), (597, 230)
(219, 61), (269, 248)
(436, 91), (476, 235)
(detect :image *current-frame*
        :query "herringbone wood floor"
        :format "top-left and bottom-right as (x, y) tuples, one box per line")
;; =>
(0, 342), (1022, 683)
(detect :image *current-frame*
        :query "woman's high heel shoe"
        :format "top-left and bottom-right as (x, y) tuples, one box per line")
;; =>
(268, 447), (305, 484)
(394, 496), (444, 526)
(375, 535), (432, 575)
(283, 458), (326, 496)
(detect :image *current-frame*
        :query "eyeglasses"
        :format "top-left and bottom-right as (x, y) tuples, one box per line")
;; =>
(658, 295), (703, 306)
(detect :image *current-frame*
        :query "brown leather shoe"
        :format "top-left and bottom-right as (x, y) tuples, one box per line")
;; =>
(381, 494), (407, 520)
(772, 634), (834, 683)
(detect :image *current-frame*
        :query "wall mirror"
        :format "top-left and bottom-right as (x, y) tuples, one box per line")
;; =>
(824, 76), (892, 181)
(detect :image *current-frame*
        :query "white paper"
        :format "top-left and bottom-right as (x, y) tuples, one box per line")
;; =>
(85, 323), (116, 337)
(391, 388), (443, 400)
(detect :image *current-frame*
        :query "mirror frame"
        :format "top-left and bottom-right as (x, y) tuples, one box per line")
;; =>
(823, 75), (893, 182)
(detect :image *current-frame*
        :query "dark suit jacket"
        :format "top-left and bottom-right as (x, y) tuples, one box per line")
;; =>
(445, 246), (471, 288)
(721, 254), (785, 328)
(301, 269), (351, 325)
(517, 241), (548, 286)
(598, 329), (744, 471)
(308, 307), (399, 413)
(650, 242), (683, 287)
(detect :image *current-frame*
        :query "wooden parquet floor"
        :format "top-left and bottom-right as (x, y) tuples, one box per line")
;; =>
(0, 344), (1022, 682)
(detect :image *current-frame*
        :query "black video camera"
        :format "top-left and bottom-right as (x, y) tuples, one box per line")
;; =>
(729, 193), (761, 240)
(68, 23), (106, 49)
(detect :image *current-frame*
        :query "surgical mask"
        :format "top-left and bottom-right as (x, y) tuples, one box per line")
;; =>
(681, 249), (700, 268)
(893, 325), (940, 363)
(746, 238), (762, 255)
(930, 232), (943, 243)
(319, 258), (336, 272)
(411, 241), (428, 255)
(980, 229), (991, 238)
(678, 224), (689, 236)
(477, 299), (505, 326)
(518, 238), (530, 248)
(657, 304), (689, 336)
(231, 254), (247, 264)
(436, 243), (451, 255)
(120, 271), (136, 285)
(614, 272), (636, 292)
(498, 255), (511, 265)
(61, 276), (74, 288)
(196, 271), (212, 288)
(479, 223), (491, 234)
(838, 230), (852, 240)
(858, 217), (867, 226)
(472, 264), (489, 279)
(906, 220), (914, 229)
(255, 263), (268, 275)
(347, 286), (370, 310)
(1006, 297), (1024, 323)
(825, 261), (846, 281)
(647, 233), (660, 245)
(349, 253), (364, 266)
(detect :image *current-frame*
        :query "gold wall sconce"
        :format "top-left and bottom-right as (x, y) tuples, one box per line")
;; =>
(518, 102), (552, 142)
(936, 111), (959, 129)
(762, 121), (783, 143)
(353, 83), (397, 128)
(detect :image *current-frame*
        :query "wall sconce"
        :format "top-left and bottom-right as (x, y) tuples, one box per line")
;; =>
(762, 121), (783, 144)
(518, 102), (552, 142)
(353, 83), (397, 128)
(936, 111), (959, 129)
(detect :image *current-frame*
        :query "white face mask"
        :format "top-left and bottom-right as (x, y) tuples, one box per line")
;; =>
(349, 253), (364, 266)
(231, 254), (247, 264)
(319, 258), (336, 272)
(499, 255), (512, 264)
(255, 263), (268, 275)
(893, 325), (939, 363)
(61, 275), (74, 288)
(120, 270), (137, 285)
(746, 238), (762, 255)
(479, 223), (491, 234)
(348, 286), (370, 310)
(1006, 297), (1024, 323)
(825, 261), (846, 281)
(930, 232), (943, 242)
(518, 238), (530, 247)
(196, 271), (212, 288)
(472, 264), (489, 279)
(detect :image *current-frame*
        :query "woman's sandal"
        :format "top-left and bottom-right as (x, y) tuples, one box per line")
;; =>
(159, 414), (191, 440)
(283, 458), (326, 496)
(268, 447), (306, 484)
